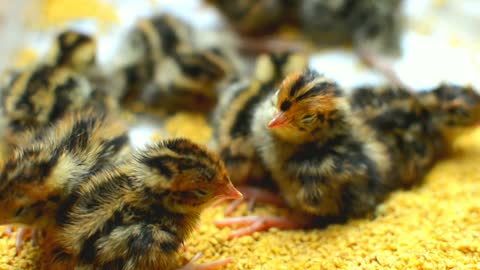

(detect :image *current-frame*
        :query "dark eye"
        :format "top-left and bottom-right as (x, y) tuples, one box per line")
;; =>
(192, 189), (210, 198)
(301, 115), (315, 124)
(15, 207), (25, 217)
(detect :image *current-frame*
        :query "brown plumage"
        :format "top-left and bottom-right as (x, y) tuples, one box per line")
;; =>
(215, 69), (480, 238)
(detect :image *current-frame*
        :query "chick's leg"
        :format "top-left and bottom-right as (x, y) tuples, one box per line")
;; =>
(177, 253), (233, 270)
(6, 227), (39, 254)
(214, 215), (301, 239)
(224, 186), (285, 216)
(356, 45), (413, 92)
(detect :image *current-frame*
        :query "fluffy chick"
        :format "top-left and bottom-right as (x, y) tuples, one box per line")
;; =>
(251, 70), (393, 217)
(206, 0), (403, 55)
(204, 0), (295, 36)
(0, 110), (130, 229)
(102, 13), (192, 102)
(213, 52), (308, 186)
(417, 83), (480, 127)
(42, 138), (241, 270)
(216, 70), (464, 238)
(100, 13), (233, 111)
(144, 46), (232, 112)
(0, 64), (115, 146)
(299, 0), (404, 55)
(205, 0), (407, 89)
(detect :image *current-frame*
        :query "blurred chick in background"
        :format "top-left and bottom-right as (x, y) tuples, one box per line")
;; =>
(204, 0), (408, 89)
(0, 110), (130, 252)
(0, 30), (117, 148)
(98, 13), (235, 112)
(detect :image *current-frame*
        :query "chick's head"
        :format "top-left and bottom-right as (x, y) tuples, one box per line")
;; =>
(137, 138), (242, 214)
(254, 52), (308, 84)
(0, 147), (62, 226)
(420, 84), (480, 127)
(171, 48), (230, 96)
(47, 30), (97, 73)
(267, 70), (348, 143)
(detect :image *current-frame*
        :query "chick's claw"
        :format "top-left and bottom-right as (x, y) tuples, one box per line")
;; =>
(214, 215), (301, 239)
(5, 226), (13, 237)
(224, 186), (285, 216)
(177, 252), (234, 270)
(15, 228), (37, 254)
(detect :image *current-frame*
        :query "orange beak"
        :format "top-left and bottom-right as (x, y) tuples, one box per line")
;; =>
(217, 182), (243, 200)
(268, 112), (289, 129)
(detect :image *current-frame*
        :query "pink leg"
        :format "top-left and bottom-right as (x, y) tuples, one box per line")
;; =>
(224, 186), (285, 216)
(15, 228), (30, 254)
(214, 215), (302, 239)
(237, 36), (307, 54)
(14, 227), (40, 254)
(356, 46), (414, 92)
(177, 252), (234, 270)
(5, 226), (13, 237)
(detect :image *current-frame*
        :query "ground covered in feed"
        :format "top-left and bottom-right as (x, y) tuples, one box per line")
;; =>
(1, 112), (480, 270)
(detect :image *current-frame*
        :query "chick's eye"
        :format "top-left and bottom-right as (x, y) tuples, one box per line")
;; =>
(15, 207), (25, 217)
(301, 115), (315, 124)
(192, 189), (210, 198)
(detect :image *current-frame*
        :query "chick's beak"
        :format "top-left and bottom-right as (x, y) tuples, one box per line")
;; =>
(217, 182), (243, 200)
(268, 112), (289, 129)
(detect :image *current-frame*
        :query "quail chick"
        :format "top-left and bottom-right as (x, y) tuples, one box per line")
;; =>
(40, 138), (241, 270)
(206, 0), (403, 54)
(299, 0), (404, 55)
(204, 0), (295, 36)
(144, 46), (233, 112)
(213, 51), (308, 186)
(215, 70), (473, 238)
(0, 28), (118, 146)
(205, 0), (408, 89)
(0, 110), (131, 250)
(416, 83), (480, 127)
(0, 64), (115, 146)
(100, 13), (233, 111)
(100, 13), (193, 102)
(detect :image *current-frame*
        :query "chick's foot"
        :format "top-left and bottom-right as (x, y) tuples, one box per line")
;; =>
(177, 252), (234, 270)
(214, 215), (301, 239)
(224, 186), (285, 216)
(14, 227), (39, 255)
